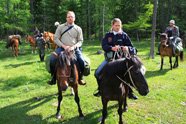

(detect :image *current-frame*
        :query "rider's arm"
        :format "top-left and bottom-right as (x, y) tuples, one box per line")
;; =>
(102, 33), (113, 52)
(54, 24), (67, 48)
(174, 26), (180, 37)
(74, 26), (83, 48)
(122, 33), (137, 55)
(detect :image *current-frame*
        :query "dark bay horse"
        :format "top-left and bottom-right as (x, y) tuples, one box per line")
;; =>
(25, 35), (37, 54)
(10, 37), (19, 57)
(43, 31), (57, 50)
(54, 50), (84, 119)
(159, 33), (184, 70)
(99, 56), (149, 124)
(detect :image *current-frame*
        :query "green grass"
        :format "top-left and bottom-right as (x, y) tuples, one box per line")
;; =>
(0, 39), (185, 124)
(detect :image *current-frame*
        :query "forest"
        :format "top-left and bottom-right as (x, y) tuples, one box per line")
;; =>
(0, 0), (186, 40)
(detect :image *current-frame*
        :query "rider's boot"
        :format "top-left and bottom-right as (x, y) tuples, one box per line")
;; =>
(78, 74), (86, 85)
(93, 76), (101, 97)
(48, 64), (56, 85)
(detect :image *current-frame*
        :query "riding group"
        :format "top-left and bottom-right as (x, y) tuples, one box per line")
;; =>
(6, 25), (57, 60)
(5, 11), (184, 124)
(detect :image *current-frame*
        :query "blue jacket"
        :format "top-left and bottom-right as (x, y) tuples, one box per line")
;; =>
(102, 31), (137, 55)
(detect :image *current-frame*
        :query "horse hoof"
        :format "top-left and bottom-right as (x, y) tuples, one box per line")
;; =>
(79, 114), (84, 120)
(79, 116), (84, 120)
(123, 106), (128, 112)
(56, 114), (63, 120)
(119, 121), (123, 124)
(98, 116), (103, 123)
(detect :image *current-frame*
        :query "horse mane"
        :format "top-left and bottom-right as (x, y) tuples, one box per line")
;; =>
(130, 55), (143, 68)
(160, 33), (168, 41)
(102, 55), (143, 76)
(58, 51), (76, 69)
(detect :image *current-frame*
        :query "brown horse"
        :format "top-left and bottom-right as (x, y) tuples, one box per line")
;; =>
(25, 35), (37, 53)
(43, 31), (57, 50)
(159, 33), (184, 70)
(10, 37), (19, 57)
(54, 50), (84, 120)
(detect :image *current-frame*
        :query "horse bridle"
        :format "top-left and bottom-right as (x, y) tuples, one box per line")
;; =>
(116, 61), (138, 90)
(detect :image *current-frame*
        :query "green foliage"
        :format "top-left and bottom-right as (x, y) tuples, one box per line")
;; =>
(124, 3), (153, 30)
(0, 0), (31, 34)
(0, 0), (186, 39)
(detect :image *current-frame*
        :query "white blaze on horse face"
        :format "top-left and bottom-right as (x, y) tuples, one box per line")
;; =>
(140, 65), (146, 75)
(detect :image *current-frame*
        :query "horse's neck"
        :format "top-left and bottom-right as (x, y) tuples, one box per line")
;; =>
(103, 60), (127, 76)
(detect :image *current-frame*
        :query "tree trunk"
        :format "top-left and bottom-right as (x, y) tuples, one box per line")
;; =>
(149, 0), (158, 59)
(102, 4), (105, 38)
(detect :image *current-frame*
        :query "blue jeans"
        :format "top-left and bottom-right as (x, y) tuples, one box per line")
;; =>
(50, 47), (85, 73)
(95, 60), (108, 78)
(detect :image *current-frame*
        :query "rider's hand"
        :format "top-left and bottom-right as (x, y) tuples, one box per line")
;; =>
(111, 45), (120, 52)
(67, 46), (75, 52)
(121, 46), (129, 52)
(170, 36), (174, 40)
(63, 45), (70, 50)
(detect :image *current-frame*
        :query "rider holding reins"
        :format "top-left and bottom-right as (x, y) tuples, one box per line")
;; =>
(48, 11), (86, 86)
(94, 18), (138, 99)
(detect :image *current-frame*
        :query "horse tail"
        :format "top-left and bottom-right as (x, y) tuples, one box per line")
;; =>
(180, 51), (184, 61)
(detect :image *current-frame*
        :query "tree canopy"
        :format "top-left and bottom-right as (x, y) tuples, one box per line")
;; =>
(0, 0), (185, 40)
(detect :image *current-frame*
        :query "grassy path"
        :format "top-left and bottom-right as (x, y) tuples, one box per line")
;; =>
(0, 40), (185, 124)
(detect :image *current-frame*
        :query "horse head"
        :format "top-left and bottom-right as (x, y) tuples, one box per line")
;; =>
(125, 56), (149, 96)
(43, 31), (53, 41)
(43, 31), (49, 41)
(57, 50), (76, 91)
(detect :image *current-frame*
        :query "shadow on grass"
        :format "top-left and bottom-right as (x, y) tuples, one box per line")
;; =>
(4, 60), (40, 68)
(0, 74), (48, 91)
(146, 68), (170, 78)
(0, 92), (123, 124)
(44, 103), (120, 124)
(0, 94), (56, 124)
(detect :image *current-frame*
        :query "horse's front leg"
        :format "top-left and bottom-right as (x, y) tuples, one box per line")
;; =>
(118, 98), (124, 124)
(169, 57), (172, 70)
(56, 87), (63, 119)
(123, 88), (128, 112)
(15, 46), (18, 57)
(160, 57), (164, 70)
(173, 56), (178, 68)
(12, 46), (16, 57)
(73, 84), (84, 119)
(101, 96), (108, 124)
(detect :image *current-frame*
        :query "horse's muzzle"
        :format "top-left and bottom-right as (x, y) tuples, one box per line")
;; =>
(139, 88), (149, 96)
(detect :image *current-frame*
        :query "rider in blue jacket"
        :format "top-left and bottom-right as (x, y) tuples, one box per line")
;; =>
(94, 18), (138, 100)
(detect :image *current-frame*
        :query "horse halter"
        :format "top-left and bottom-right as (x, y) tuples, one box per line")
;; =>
(116, 61), (138, 90)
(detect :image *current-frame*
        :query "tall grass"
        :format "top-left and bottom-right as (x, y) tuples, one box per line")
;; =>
(0, 39), (185, 124)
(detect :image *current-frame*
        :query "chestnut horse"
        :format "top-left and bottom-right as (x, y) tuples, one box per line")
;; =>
(10, 37), (19, 57)
(25, 35), (36, 53)
(159, 33), (184, 70)
(54, 50), (84, 120)
(43, 31), (57, 50)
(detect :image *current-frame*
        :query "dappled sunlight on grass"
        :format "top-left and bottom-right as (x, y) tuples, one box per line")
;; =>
(0, 40), (185, 124)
